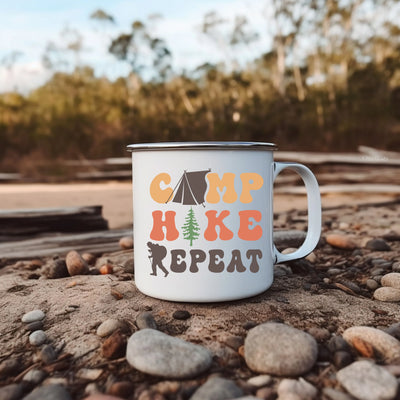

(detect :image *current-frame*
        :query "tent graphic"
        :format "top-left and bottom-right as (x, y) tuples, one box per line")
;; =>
(166, 169), (210, 206)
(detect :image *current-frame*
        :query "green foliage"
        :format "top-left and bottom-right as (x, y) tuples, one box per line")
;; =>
(0, 1), (400, 175)
(182, 208), (201, 247)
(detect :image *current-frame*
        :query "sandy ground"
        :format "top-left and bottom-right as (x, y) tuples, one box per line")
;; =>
(0, 182), (398, 229)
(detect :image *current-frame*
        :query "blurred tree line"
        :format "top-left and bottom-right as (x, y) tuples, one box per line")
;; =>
(0, 0), (399, 173)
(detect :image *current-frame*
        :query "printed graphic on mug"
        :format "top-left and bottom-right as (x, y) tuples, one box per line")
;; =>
(128, 142), (321, 302)
(146, 168), (266, 278)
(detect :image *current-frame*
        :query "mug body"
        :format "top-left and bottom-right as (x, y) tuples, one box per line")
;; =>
(129, 142), (277, 302)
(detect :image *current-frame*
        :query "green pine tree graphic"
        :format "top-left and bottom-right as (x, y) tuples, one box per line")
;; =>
(182, 207), (200, 246)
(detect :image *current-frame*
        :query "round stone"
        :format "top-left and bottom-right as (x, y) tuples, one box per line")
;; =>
(0, 384), (25, 400)
(374, 287), (400, 302)
(247, 375), (272, 387)
(83, 396), (125, 400)
(365, 238), (391, 251)
(244, 322), (318, 376)
(25, 320), (44, 332)
(189, 377), (243, 400)
(22, 310), (45, 324)
(381, 273), (400, 289)
(343, 326), (400, 363)
(326, 234), (357, 250)
(65, 250), (89, 276)
(43, 259), (69, 279)
(40, 344), (57, 364)
(96, 319), (124, 337)
(22, 368), (47, 384)
(119, 236), (133, 250)
(392, 261), (400, 272)
(23, 384), (72, 400)
(277, 378), (318, 400)
(172, 310), (191, 320)
(366, 279), (379, 290)
(333, 351), (353, 369)
(126, 328), (212, 378)
(337, 360), (398, 400)
(29, 330), (47, 346)
(136, 311), (157, 330)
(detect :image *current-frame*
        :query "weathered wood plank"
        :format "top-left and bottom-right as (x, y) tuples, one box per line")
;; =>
(0, 205), (109, 238)
(275, 151), (400, 166)
(0, 229), (132, 261)
(275, 184), (400, 195)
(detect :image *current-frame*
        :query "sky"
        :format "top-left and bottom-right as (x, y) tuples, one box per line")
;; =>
(0, 0), (271, 94)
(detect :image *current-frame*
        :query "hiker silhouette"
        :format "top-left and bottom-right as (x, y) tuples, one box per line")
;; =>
(147, 242), (169, 277)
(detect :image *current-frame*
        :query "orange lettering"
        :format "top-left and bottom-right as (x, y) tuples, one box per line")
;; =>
(150, 211), (179, 241)
(204, 210), (234, 241)
(238, 210), (263, 240)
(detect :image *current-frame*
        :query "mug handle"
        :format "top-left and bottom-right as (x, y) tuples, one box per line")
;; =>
(273, 162), (321, 264)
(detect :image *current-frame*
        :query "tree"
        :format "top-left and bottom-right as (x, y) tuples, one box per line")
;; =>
(109, 17), (172, 81)
(182, 208), (201, 247)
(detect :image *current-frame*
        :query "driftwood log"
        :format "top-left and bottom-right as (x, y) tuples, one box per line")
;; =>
(0, 228), (131, 261)
(0, 205), (108, 240)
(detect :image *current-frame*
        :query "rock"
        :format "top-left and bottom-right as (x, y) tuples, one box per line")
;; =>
(96, 319), (124, 337)
(385, 322), (400, 341)
(82, 253), (97, 265)
(327, 268), (342, 276)
(29, 330), (47, 346)
(326, 234), (357, 250)
(126, 329), (212, 378)
(25, 320), (44, 332)
(277, 378), (318, 400)
(172, 310), (191, 320)
(343, 326), (400, 363)
(365, 238), (391, 251)
(305, 252), (317, 263)
(0, 383), (26, 400)
(244, 322), (318, 376)
(22, 384), (72, 400)
(255, 387), (275, 400)
(119, 236), (133, 250)
(322, 387), (356, 400)
(281, 248), (297, 254)
(39, 344), (57, 364)
(381, 273), (400, 289)
(273, 230), (307, 248)
(374, 287), (400, 302)
(0, 358), (21, 378)
(247, 375), (272, 388)
(83, 395), (125, 400)
(21, 310), (45, 323)
(189, 377), (243, 400)
(333, 351), (353, 369)
(95, 252), (133, 274)
(366, 279), (379, 290)
(107, 381), (135, 398)
(337, 360), (398, 400)
(43, 259), (69, 279)
(65, 250), (89, 276)
(22, 369), (47, 384)
(101, 330), (127, 359)
(224, 335), (244, 351)
(76, 368), (104, 380)
(99, 264), (113, 275)
(392, 261), (400, 272)
(307, 327), (331, 342)
(232, 397), (259, 400)
(328, 336), (352, 353)
(136, 311), (157, 330)
(274, 264), (293, 276)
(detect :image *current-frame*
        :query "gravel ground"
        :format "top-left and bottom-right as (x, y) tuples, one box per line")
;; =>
(1, 198), (400, 400)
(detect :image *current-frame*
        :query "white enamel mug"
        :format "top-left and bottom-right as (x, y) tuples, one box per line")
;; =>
(127, 142), (321, 302)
